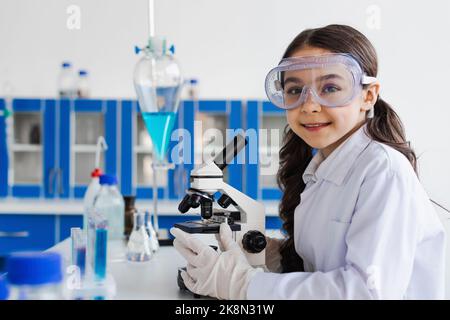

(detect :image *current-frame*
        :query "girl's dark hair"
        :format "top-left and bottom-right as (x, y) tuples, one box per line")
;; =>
(276, 24), (418, 272)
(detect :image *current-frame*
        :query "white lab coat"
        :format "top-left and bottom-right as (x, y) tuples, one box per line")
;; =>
(247, 123), (446, 299)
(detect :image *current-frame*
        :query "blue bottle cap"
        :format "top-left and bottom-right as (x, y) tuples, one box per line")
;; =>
(62, 62), (71, 68)
(79, 70), (88, 76)
(99, 174), (118, 185)
(6, 252), (62, 286)
(190, 79), (198, 85)
(0, 274), (9, 300)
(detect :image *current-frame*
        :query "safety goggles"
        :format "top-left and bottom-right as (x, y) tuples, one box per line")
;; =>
(265, 53), (377, 110)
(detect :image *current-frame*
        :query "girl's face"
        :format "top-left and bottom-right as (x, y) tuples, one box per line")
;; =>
(286, 47), (380, 157)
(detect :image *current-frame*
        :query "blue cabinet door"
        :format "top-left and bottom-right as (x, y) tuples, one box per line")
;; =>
(0, 215), (56, 255)
(59, 99), (118, 199)
(246, 101), (284, 200)
(194, 100), (244, 194)
(10, 99), (46, 198)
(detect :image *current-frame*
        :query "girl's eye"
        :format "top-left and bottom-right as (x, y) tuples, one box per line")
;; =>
(322, 84), (341, 94)
(285, 86), (303, 96)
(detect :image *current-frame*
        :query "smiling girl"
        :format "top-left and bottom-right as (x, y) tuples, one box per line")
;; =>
(171, 24), (446, 300)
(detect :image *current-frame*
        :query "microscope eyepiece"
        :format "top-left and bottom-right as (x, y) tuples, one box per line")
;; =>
(178, 189), (214, 216)
(213, 134), (248, 171)
(178, 194), (194, 213)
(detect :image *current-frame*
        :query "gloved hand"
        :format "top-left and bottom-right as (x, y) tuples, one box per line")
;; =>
(264, 236), (284, 273)
(170, 223), (263, 300)
(215, 233), (283, 273)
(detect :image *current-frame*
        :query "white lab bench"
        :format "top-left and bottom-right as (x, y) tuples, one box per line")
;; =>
(49, 237), (209, 300)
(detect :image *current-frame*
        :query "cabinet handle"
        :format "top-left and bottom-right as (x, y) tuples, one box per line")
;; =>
(0, 231), (30, 238)
(48, 168), (56, 195)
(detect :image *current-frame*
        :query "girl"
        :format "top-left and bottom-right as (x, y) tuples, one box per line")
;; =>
(170, 24), (446, 299)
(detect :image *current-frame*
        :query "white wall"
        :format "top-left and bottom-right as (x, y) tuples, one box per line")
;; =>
(1, 0), (450, 294)
(2, 0), (448, 208)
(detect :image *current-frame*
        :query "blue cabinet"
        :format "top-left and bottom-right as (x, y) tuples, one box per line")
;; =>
(62, 99), (118, 198)
(8, 99), (47, 198)
(246, 101), (285, 200)
(194, 100), (245, 193)
(0, 98), (286, 255)
(0, 215), (56, 255)
(0, 98), (118, 199)
(1, 98), (285, 201)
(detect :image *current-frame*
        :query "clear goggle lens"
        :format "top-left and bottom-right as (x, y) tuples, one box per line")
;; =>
(265, 54), (376, 110)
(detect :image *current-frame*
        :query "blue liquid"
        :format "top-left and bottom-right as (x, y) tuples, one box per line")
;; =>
(94, 228), (107, 281)
(142, 112), (176, 161)
(75, 247), (86, 275)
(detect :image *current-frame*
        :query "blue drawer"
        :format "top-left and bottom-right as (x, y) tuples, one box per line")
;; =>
(0, 215), (56, 255)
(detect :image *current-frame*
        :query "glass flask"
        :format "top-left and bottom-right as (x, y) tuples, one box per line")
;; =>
(133, 36), (183, 163)
(127, 211), (153, 262)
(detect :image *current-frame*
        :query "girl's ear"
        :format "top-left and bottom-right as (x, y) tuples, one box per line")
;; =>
(361, 82), (380, 112)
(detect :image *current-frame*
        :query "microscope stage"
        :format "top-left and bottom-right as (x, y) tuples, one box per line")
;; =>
(173, 221), (241, 234)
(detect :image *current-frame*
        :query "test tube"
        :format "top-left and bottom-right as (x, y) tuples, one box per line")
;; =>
(71, 228), (86, 276)
(94, 226), (108, 281)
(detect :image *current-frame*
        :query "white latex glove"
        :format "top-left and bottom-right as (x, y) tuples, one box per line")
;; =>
(170, 223), (263, 300)
(264, 236), (284, 273)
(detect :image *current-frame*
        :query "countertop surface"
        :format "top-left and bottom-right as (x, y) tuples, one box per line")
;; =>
(49, 236), (219, 300)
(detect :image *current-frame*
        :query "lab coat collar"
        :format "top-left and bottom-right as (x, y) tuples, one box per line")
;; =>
(302, 123), (372, 186)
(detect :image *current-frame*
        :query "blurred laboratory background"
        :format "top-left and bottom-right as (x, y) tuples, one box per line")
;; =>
(0, 0), (449, 298)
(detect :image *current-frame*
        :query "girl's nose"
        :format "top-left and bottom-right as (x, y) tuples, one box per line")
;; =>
(300, 88), (321, 113)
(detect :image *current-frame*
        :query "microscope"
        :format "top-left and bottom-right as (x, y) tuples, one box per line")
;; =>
(174, 134), (266, 267)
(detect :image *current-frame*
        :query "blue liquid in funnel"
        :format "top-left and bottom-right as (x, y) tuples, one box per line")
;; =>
(142, 112), (176, 161)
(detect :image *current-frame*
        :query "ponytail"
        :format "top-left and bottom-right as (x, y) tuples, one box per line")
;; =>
(367, 97), (418, 175)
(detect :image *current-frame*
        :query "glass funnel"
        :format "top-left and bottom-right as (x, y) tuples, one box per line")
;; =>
(133, 36), (183, 163)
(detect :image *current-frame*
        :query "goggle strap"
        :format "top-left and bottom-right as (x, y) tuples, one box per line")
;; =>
(362, 75), (377, 85)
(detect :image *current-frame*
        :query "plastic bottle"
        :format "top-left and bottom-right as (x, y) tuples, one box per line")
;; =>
(77, 70), (90, 98)
(188, 78), (199, 100)
(5, 252), (63, 300)
(93, 174), (125, 241)
(83, 168), (103, 231)
(58, 61), (77, 98)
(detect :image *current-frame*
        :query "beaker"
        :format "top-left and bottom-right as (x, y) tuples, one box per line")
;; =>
(126, 211), (153, 262)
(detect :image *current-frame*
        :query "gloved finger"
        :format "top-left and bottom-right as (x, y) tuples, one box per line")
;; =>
(173, 239), (197, 263)
(170, 227), (206, 254)
(214, 233), (225, 252)
(181, 270), (197, 293)
(174, 238), (217, 268)
(186, 263), (201, 282)
(219, 223), (239, 251)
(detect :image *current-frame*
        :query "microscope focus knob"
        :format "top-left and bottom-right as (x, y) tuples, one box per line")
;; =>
(242, 230), (266, 254)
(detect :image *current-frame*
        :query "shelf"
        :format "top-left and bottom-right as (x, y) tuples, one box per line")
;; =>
(134, 145), (153, 153)
(11, 144), (42, 152)
(72, 144), (98, 152)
